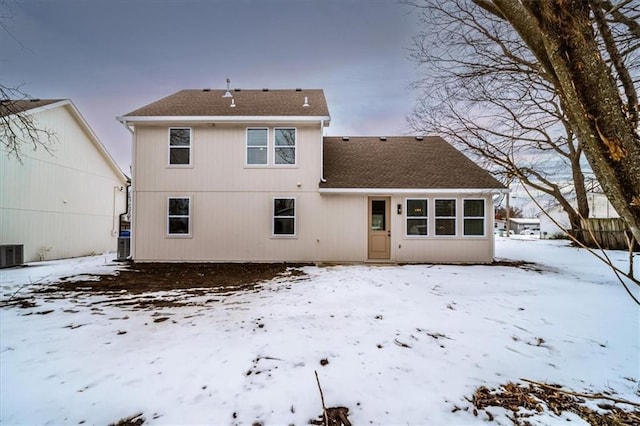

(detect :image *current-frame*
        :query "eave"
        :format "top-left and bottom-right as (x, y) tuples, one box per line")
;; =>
(318, 187), (509, 195)
(117, 115), (331, 126)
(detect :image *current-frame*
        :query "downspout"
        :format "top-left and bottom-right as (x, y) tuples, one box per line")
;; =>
(320, 119), (326, 183)
(118, 119), (135, 259)
(118, 179), (131, 236)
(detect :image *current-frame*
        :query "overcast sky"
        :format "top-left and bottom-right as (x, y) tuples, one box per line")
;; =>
(1, 0), (422, 170)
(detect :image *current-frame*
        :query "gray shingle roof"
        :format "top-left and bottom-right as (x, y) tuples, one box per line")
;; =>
(122, 89), (330, 118)
(321, 136), (505, 190)
(0, 99), (62, 117)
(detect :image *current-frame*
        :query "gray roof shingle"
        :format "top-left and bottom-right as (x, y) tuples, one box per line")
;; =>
(0, 99), (62, 117)
(321, 136), (505, 190)
(122, 89), (330, 118)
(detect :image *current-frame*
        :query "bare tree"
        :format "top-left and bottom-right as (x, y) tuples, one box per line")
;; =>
(406, 0), (600, 240)
(0, 85), (57, 162)
(467, 0), (640, 243)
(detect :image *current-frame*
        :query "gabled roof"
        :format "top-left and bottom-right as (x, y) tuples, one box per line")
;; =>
(2, 98), (127, 184)
(119, 89), (330, 122)
(0, 99), (62, 117)
(320, 136), (505, 191)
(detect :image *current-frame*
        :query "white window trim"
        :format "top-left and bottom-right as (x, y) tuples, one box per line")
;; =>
(167, 196), (192, 238)
(246, 127), (269, 166)
(434, 198), (457, 237)
(463, 198), (486, 237)
(405, 198), (429, 238)
(272, 197), (297, 238)
(273, 127), (297, 166)
(167, 127), (192, 167)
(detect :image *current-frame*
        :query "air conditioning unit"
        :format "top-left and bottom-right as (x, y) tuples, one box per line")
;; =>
(117, 238), (130, 261)
(0, 245), (24, 268)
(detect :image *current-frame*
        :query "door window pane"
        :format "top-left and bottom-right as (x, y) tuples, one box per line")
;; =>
(371, 200), (386, 230)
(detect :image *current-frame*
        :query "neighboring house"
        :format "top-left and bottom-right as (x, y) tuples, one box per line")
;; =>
(1, 99), (128, 263)
(117, 88), (506, 263)
(508, 218), (540, 234)
(539, 191), (619, 237)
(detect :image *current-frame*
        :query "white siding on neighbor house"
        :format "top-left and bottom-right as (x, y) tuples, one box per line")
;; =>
(0, 104), (127, 262)
(539, 192), (619, 237)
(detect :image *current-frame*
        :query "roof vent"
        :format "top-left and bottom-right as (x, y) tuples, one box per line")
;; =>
(342, 136), (350, 141)
(222, 78), (233, 97)
(303, 96), (310, 107)
(262, 88), (269, 91)
(234, 88), (241, 92)
(230, 98), (236, 108)
(379, 136), (387, 141)
(415, 136), (424, 141)
(203, 88), (211, 92)
(295, 88), (302, 91)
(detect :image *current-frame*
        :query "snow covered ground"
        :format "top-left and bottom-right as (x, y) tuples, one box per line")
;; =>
(1, 237), (638, 425)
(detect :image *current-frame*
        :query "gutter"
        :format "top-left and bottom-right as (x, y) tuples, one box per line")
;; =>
(116, 115), (331, 124)
(318, 188), (509, 195)
(117, 118), (134, 135)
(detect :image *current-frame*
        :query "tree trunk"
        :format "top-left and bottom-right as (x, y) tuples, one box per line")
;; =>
(489, 0), (640, 243)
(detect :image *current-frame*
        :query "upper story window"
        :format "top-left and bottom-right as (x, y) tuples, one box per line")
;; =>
(273, 198), (296, 236)
(169, 128), (191, 165)
(406, 198), (428, 236)
(435, 199), (456, 236)
(274, 128), (296, 165)
(247, 128), (268, 165)
(168, 197), (190, 236)
(463, 199), (485, 236)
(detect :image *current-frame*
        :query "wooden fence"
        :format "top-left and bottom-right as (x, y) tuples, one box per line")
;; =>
(578, 218), (638, 251)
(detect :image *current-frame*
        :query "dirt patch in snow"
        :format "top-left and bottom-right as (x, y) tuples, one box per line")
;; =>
(2, 262), (308, 310)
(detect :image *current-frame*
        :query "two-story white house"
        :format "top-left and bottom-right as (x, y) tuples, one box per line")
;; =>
(117, 88), (506, 263)
(1, 99), (128, 264)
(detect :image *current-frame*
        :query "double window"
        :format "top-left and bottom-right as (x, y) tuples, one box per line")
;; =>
(167, 197), (190, 235)
(463, 199), (485, 236)
(247, 128), (296, 166)
(169, 128), (191, 165)
(406, 198), (428, 236)
(435, 199), (456, 236)
(273, 198), (296, 236)
(247, 128), (268, 165)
